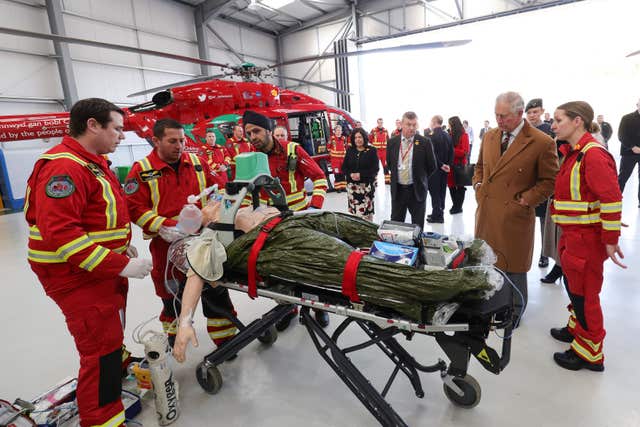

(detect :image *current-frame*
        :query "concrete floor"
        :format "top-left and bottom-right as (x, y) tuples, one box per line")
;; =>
(1, 170), (639, 427)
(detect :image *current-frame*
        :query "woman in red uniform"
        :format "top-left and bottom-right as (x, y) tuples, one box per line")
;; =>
(328, 124), (347, 192)
(549, 101), (626, 371)
(447, 116), (469, 214)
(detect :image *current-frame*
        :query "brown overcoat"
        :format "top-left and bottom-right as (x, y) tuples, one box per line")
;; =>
(472, 120), (558, 272)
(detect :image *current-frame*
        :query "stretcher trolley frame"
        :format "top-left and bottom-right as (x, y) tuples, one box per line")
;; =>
(194, 275), (513, 427)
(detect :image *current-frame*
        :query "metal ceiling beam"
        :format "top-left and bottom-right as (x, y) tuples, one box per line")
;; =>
(299, 0), (326, 14)
(45, 0), (77, 110)
(421, 0), (458, 21)
(454, 0), (464, 19)
(206, 23), (245, 63)
(217, 13), (279, 35)
(355, 0), (586, 44)
(279, 6), (351, 36)
(364, 12), (403, 33)
(202, 0), (238, 22)
(194, 5), (211, 75)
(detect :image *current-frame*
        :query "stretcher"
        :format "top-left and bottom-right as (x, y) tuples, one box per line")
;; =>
(192, 272), (512, 427)
(170, 169), (513, 426)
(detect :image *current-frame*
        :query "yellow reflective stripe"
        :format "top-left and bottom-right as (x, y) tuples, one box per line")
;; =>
(568, 317), (576, 329)
(138, 158), (160, 212)
(87, 226), (130, 242)
(571, 341), (603, 363)
(97, 175), (117, 229)
(136, 210), (155, 228)
(207, 318), (233, 327)
(28, 249), (66, 263)
(553, 200), (600, 212)
(313, 178), (328, 187)
(23, 186), (31, 214)
(162, 321), (178, 335)
(601, 219), (621, 231)
(57, 235), (94, 260)
(208, 328), (238, 340)
(113, 244), (128, 254)
(289, 198), (309, 211)
(288, 143), (297, 192)
(90, 409), (125, 427)
(29, 225), (43, 241)
(286, 191), (305, 203)
(148, 216), (166, 233)
(551, 213), (600, 224)
(189, 154), (207, 194)
(569, 159), (581, 200)
(600, 201), (622, 213)
(581, 337), (603, 353)
(79, 246), (110, 271)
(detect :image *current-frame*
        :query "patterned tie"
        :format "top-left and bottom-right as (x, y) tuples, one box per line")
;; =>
(399, 139), (411, 183)
(501, 132), (511, 155)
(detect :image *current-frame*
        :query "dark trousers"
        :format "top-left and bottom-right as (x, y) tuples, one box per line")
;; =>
(428, 171), (447, 220)
(505, 272), (528, 320)
(449, 186), (466, 212)
(391, 184), (426, 229)
(618, 154), (640, 203)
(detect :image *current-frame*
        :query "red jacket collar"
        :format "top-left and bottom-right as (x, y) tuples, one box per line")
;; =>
(572, 132), (597, 152)
(61, 135), (110, 168)
(146, 149), (194, 170)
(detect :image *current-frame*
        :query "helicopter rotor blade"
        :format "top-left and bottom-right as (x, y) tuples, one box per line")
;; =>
(626, 50), (640, 58)
(272, 74), (352, 95)
(270, 39), (471, 68)
(127, 74), (228, 98)
(0, 26), (233, 69)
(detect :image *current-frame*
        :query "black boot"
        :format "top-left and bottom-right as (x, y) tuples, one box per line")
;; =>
(553, 349), (604, 371)
(550, 326), (574, 343)
(276, 306), (299, 332)
(541, 264), (563, 283)
(538, 255), (549, 268)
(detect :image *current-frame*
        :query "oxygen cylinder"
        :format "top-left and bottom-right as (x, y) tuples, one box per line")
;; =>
(143, 331), (180, 425)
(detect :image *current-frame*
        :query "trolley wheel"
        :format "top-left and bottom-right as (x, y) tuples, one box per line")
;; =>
(257, 325), (278, 345)
(443, 374), (481, 408)
(196, 362), (223, 394)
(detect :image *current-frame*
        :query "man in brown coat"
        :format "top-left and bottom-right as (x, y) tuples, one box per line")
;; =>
(472, 91), (558, 325)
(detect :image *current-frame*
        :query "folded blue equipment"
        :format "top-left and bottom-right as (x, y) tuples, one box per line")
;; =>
(369, 240), (419, 266)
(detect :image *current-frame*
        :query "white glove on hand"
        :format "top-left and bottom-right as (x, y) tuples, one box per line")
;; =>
(119, 258), (153, 279)
(158, 225), (188, 243)
(126, 245), (138, 258)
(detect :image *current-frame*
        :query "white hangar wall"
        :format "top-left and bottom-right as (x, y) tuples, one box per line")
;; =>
(0, 0), (277, 208)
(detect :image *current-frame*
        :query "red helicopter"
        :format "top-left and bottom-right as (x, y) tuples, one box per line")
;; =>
(0, 26), (470, 205)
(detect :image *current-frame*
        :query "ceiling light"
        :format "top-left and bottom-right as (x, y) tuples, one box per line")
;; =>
(260, 0), (295, 9)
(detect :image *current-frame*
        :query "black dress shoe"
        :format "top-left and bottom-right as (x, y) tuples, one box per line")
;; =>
(315, 310), (330, 328)
(427, 217), (444, 224)
(550, 326), (574, 343)
(553, 349), (604, 371)
(538, 256), (549, 268)
(276, 306), (299, 331)
(541, 264), (563, 283)
(449, 208), (462, 214)
(427, 214), (432, 221)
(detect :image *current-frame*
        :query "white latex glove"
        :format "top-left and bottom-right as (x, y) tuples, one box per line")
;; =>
(126, 245), (138, 258)
(158, 225), (188, 243)
(119, 258), (153, 279)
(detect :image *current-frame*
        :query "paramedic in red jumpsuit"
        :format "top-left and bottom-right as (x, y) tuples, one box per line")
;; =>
(125, 119), (237, 349)
(198, 129), (230, 190)
(328, 124), (347, 192)
(369, 118), (390, 184)
(25, 98), (153, 427)
(549, 101), (626, 371)
(242, 110), (329, 330)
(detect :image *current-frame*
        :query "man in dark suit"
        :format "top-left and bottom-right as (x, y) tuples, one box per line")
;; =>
(387, 111), (437, 229)
(426, 115), (453, 223)
(618, 99), (640, 207)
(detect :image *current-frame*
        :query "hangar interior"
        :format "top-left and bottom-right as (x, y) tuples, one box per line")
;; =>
(1, 0), (639, 426)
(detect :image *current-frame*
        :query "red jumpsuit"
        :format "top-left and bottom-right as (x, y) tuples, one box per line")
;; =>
(125, 150), (237, 346)
(198, 144), (230, 191)
(369, 127), (389, 183)
(248, 140), (327, 210)
(225, 136), (254, 180)
(550, 133), (622, 365)
(25, 136), (131, 427)
(328, 135), (347, 191)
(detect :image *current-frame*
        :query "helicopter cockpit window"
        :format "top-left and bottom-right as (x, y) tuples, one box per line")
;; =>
(328, 112), (353, 137)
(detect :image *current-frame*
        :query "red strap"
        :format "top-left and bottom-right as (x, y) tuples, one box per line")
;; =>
(449, 250), (466, 269)
(342, 250), (365, 303)
(247, 216), (284, 299)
